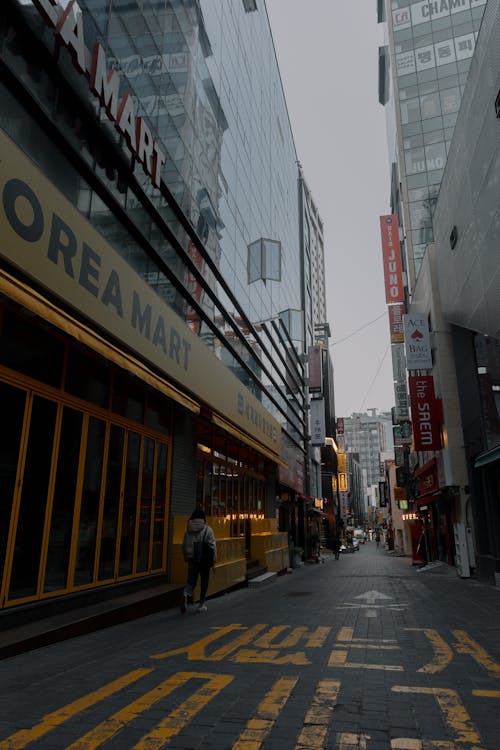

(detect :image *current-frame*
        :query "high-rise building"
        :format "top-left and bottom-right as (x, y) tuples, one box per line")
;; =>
(0, 0), (330, 614)
(378, 0), (488, 573)
(380, 0), (487, 289)
(343, 410), (394, 494)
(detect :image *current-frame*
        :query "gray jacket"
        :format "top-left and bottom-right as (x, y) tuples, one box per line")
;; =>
(182, 518), (217, 563)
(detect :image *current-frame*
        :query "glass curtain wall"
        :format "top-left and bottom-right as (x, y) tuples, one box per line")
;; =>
(389, 0), (486, 278)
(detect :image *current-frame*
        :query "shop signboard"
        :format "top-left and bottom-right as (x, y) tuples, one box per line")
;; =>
(408, 375), (442, 451)
(403, 313), (432, 370)
(380, 215), (404, 303)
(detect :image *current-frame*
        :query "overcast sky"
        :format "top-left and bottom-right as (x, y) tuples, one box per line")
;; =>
(265, 0), (395, 418)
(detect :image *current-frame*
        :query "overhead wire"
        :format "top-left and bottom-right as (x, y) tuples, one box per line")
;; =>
(330, 311), (387, 347)
(358, 343), (391, 412)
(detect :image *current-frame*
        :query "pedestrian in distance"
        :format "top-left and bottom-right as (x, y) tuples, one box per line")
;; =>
(375, 530), (381, 548)
(332, 535), (341, 560)
(180, 508), (217, 614)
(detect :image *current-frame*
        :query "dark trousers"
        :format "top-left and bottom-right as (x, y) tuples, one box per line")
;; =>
(184, 560), (210, 603)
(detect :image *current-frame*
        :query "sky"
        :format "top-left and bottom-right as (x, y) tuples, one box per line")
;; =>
(265, 0), (395, 419)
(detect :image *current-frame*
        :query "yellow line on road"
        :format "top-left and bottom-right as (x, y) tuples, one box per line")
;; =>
(133, 673), (233, 749)
(472, 690), (500, 698)
(295, 679), (341, 749)
(404, 629), (453, 674)
(0, 669), (152, 750)
(231, 676), (298, 750)
(151, 624), (247, 660)
(452, 630), (500, 675)
(392, 686), (485, 749)
(337, 732), (371, 749)
(65, 672), (232, 750)
(254, 626), (330, 649)
(328, 650), (403, 671)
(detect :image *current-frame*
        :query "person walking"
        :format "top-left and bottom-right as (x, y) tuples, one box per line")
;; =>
(180, 508), (217, 613)
(332, 534), (341, 560)
(375, 530), (381, 549)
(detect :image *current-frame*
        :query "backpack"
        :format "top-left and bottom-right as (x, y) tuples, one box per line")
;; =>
(193, 527), (215, 567)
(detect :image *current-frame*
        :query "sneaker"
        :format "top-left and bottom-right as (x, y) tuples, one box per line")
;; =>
(196, 603), (207, 612)
(180, 593), (188, 614)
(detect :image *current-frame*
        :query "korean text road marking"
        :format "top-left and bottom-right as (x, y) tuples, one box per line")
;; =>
(328, 626), (403, 671)
(392, 686), (486, 750)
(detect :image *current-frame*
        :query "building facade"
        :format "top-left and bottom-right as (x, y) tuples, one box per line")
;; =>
(378, 0), (488, 572)
(431, 0), (500, 585)
(0, 0), (325, 612)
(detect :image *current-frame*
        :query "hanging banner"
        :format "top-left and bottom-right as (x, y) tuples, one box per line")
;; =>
(408, 375), (442, 451)
(403, 313), (433, 369)
(308, 345), (323, 393)
(310, 398), (326, 446)
(389, 303), (405, 343)
(380, 215), (404, 303)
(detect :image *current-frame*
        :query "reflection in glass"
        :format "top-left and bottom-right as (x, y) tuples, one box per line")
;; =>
(119, 432), (141, 577)
(99, 425), (124, 581)
(137, 437), (154, 573)
(44, 407), (83, 592)
(9, 397), (57, 600)
(151, 442), (168, 569)
(74, 417), (106, 586)
(0, 384), (26, 591)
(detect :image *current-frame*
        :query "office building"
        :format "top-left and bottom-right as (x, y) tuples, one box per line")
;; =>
(0, 0), (327, 612)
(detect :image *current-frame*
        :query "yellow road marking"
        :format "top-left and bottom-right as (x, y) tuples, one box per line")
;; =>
(472, 690), (500, 698)
(404, 629), (453, 674)
(233, 648), (310, 664)
(65, 672), (232, 750)
(452, 630), (500, 675)
(337, 733), (371, 749)
(328, 649), (403, 671)
(0, 669), (152, 750)
(295, 679), (341, 749)
(336, 627), (397, 644)
(392, 686), (485, 749)
(133, 673), (233, 749)
(390, 741), (456, 749)
(254, 626), (330, 649)
(151, 624), (248, 660)
(231, 676), (298, 750)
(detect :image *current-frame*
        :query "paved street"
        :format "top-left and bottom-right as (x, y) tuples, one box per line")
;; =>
(0, 543), (499, 750)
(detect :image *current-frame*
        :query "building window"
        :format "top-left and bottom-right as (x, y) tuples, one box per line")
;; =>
(247, 238), (282, 283)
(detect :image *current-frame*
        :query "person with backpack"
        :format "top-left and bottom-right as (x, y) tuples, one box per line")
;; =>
(180, 508), (217, 613)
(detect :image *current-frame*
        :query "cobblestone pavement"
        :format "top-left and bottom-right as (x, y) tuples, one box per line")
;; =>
(0, 543), (499, 749)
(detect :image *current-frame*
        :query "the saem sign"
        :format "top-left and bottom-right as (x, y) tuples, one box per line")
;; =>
(380, 215), (405, 303)
(32, 0), (166, 189)
(408, 375), (442, 451)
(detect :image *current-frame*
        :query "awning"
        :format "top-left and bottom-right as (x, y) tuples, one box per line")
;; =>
(415, 491), (441, 504)
(474, 444), (500, 469)
(211, 412), (286, 467)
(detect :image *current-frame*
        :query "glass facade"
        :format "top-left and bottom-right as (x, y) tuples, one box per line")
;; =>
(7, 0), (307, 459)
(388, 0), (487, 279)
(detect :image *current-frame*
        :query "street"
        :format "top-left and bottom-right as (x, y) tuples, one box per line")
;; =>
(0, 543), (499, 750)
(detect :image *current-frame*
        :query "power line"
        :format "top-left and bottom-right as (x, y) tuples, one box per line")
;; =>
(358, 343), (391, 412)
(330, 311), (387, 347)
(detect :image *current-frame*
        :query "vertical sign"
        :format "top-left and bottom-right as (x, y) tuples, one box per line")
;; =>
(310, 398), (326, 445)
(408, 375), (441, 450)
(388, 303), (406, 343)
(403, 313), (432, 369)
(308, 345), (323, 392)
(380, 215), (404, 303)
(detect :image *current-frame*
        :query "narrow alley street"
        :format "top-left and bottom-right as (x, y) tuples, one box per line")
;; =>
(0, 543), (499, 750)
